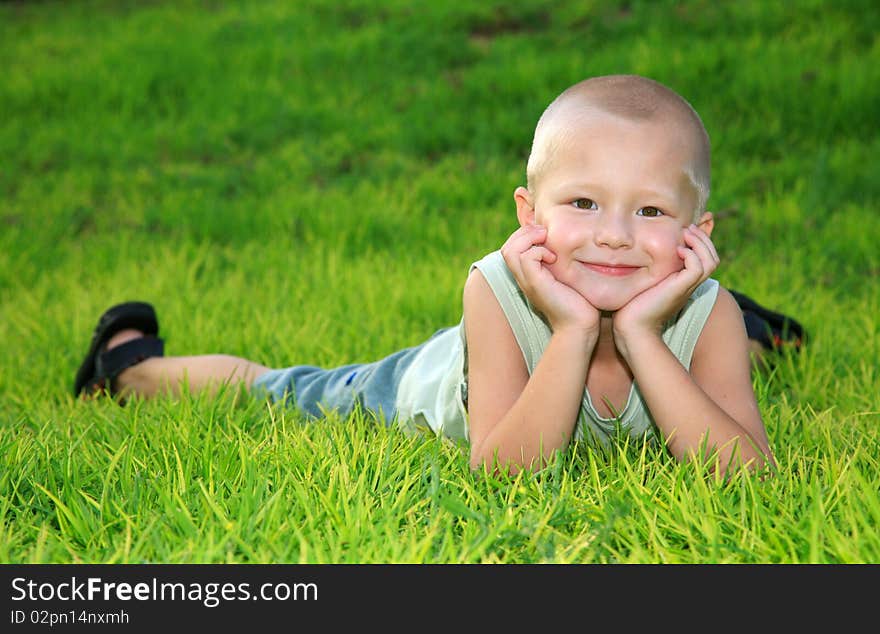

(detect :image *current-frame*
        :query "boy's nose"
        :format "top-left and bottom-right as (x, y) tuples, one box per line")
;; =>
(593, 214), (632, 248)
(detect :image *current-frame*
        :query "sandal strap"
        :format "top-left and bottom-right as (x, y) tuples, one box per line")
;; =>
(95, 336), (165, 387)
(74, 301), (160, 396)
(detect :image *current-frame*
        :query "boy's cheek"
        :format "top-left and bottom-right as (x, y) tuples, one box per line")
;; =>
(545, 225), (580, 252)
(650, 235), (688, 275)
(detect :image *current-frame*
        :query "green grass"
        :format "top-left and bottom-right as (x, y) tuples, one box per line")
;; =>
(1, 0), (878, 563)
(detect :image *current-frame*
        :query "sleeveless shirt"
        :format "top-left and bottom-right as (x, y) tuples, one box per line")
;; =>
(394, 250), (719, 445)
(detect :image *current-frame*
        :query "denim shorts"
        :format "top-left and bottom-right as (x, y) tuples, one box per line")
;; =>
(250, 339), (433, 425)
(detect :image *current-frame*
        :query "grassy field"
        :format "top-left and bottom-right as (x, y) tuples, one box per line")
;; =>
(1, 0), (878, 563)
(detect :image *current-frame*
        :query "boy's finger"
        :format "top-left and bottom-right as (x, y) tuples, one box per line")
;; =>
(503, 224), (546, 255)
(522, 224), (547, 248)
(501, 251), (524, 283)
(695, 238), (719, 273)
(678, 246), (705, 281)
(684, 229), (718, 272)
(686, 225), (719, 263)
(524, 245), (556, 265)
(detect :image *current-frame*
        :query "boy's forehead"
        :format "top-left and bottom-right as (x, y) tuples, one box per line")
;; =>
(563, 107), (691, 145)
(551, 110), (698, 167)
(544, 113), (701, 203)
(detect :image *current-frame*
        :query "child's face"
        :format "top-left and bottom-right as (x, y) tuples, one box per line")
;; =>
(518, 111), (712, 312)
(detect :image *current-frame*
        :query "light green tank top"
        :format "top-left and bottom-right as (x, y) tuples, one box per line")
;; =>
(395, 250), (719, 445)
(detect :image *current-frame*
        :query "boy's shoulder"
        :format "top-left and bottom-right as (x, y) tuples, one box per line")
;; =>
(467, 248), (505, 272)
(659, 278), (720, 357)
(463, 249), (516, 304)
(688, 277), (720, 307)
(690, 283), (750, 362)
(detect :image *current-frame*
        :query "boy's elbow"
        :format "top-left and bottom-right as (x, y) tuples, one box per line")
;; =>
(469, 440), (517, 475)
(743, 445), (778, 476)
(718, 452), (777, 481)
(468, 452), (484, 472)
(734, 434), (777, 474)
(704, 440), (777, 479)
(469, 441), (545, 476)
(468, 440), (494, 472)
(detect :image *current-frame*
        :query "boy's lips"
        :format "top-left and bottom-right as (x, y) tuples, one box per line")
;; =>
(582, 262), (640, 276)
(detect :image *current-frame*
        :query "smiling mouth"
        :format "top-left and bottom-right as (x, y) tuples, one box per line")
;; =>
(583, 262), (640, 276)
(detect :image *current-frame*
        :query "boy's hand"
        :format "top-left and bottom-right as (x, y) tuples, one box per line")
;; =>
(613, 224), (719, 356)
(501, 224), (601, 336)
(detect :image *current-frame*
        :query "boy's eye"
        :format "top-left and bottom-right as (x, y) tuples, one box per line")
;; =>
(572, 198), (597, 210)
(637, 206), (664, 217)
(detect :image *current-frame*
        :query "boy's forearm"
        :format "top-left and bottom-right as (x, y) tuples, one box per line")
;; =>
(471, 329), (595, 472)
(617, 332), (771, 471)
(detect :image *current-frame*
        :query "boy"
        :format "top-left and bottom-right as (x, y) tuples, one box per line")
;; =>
(75, 75), (793, 474)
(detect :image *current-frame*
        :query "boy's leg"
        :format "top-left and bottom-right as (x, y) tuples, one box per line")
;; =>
(107, 329), (270, 398)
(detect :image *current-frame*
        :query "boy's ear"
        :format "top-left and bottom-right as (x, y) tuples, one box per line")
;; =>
(514, 186), (536, 227)
(696, 211), (714, 237)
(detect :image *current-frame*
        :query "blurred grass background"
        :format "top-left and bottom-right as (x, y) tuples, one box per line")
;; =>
(1, 0), (878, 563)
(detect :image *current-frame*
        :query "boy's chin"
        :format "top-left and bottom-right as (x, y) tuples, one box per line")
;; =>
(580, 290), (638, 313)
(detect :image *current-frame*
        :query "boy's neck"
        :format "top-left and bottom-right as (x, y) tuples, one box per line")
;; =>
(597, 314), (617, 348)
(589, 314), (632, 378)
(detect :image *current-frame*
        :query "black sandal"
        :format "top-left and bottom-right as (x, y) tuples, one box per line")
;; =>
(729, 290), (806, 354)
(73, 301), (165, 397)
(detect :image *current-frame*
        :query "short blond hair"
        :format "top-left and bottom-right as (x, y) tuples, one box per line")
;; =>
(526, 75), (711, 217)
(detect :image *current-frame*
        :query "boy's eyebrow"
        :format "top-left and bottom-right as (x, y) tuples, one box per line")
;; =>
(552, 180), (684, 204)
